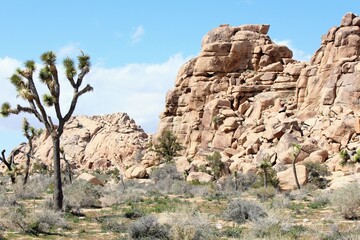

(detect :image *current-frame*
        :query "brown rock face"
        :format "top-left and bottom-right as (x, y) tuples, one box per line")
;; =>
(156, 12), (360, 184)
(14, 113), (148, 173)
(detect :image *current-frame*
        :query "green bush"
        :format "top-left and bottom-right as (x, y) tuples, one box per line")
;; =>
(206, 151), (225, 180)
(151, 131), (183, 163)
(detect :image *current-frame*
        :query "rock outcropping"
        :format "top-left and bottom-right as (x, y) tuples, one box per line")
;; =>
(7, 13), (360, 190)
(154, 12), (360, 189)
(12, 113), (149, 172)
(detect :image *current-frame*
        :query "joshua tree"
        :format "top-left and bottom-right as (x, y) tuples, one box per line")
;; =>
(259, 156), (272, 188)
(0, 149), (18, 184)
(22, 118), (42, 185)
(0, 51), (93, 210)
(292, 143), (302, 190)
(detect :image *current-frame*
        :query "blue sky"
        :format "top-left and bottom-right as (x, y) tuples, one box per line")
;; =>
(0, 0), (359, 153)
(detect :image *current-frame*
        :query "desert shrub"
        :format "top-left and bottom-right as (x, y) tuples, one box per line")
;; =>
(220, 226), (243, 238)
(0, 205), (68, 235)
(269, 194), (290, 209)
(285, 184), (317, 201)
(13, 174), (52, 200)
(128, 215), (170, 239)
(100, 181), (146, 207)
(339, 149), (351, 166)
(124, 206), (144, 219)
(304, 162), (330, 189)
(330, 183), (360, 219)
(317, 224), (360, 240)
(251, 186), (277, 202)
(0, 205), (27, 232)
(63, 180), (101, 210)
(206, 151), (225, 180)
(167, 211), (216, 240)
(0, 185), (17, 207)
(254, 167), (279, 189)
(100, 217), (127, 233)
(248, 209), (304, 239)
(223, 199), (267, 224)
(151, 130), (183, 163)
(150, 163), (183, 182)
(26, 208), (69, 235)
(308, 192), (330, 209)
(217, 172), (257, 195)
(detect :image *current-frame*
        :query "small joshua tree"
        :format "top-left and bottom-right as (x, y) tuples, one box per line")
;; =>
(22, 118), (42, 185)
(207, 151), (225, 180)
(259, 156), (272, 188)
(1, 51), (93, 210)
(292, 143), (302, 190)
(151, 130), (183, 163)
(0, 149), (18, 184)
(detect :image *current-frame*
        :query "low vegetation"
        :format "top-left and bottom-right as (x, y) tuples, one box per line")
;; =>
(0, 165), (359, 240)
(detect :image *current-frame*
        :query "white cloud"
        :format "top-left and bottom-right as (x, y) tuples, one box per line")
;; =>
(274, 39), (312, 62)
(80, 53), (191, 132)
(0, 53), (191, 152)
(57, 43), (81, 59)
(131, 25), (145, 44)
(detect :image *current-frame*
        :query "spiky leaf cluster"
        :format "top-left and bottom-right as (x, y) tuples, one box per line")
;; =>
(24, 60), (36, 72)
(0, 102), (11, 117)
(40, 51), (56, 65)
(63, 58), (77, 78)
(39, 66), (52, 84)
(78, 54), (90, 69)
(10, 74), (25, 91)
(43, 94), (56, 107)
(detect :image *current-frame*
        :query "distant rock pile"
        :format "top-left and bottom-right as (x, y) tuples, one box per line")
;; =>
(153, 12), (360, 189)
(11, 113), (149, 172)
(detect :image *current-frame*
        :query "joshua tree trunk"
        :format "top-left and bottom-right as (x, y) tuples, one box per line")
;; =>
(52, 136), (63, 210)
(62, 152), (72, 183)
(1, 149), (16, 184)
(292, 158), (301, 190)
(23, 140), (33, 185)
(263, 168), (268, 188)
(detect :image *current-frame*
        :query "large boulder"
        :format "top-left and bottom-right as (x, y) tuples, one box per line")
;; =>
(277, 165), (308, 191)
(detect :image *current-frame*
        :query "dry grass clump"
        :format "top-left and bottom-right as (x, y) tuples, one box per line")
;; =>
(0, 205), (69, 236)
(223, 199), (267, 224)
(161, 209), (216, 240)
(63, 179), (101, 210)
(330, 183), (360, 219)
(13, 174), (52, 200)
(128, 215), (170, 239)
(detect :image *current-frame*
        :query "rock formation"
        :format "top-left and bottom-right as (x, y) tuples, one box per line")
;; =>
(154, 12), (360, 189)
(6, 13), (360, 190)
(6, 113), (149, 173)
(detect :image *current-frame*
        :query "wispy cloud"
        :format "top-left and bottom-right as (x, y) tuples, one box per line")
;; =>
(57, 43), (81, 59)
(131, 25), (145, 44)
(274, 39), (312, 62)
